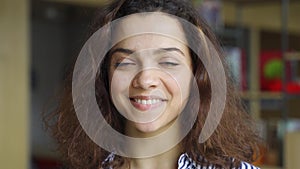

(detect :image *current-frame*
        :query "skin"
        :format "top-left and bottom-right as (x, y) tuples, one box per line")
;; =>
(108, 13), (193, 169)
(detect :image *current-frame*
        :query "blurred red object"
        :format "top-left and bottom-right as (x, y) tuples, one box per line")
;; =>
(267, 79), (282, 91)
(260, 50), (295, 92)
(287, 82), (300, 94)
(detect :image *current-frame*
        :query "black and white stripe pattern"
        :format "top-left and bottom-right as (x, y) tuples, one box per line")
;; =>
(101, 152), (260, 169)
(178, 153), (260, 169)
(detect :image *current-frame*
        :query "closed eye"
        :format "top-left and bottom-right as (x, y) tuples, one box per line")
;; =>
(159, 62), (179, 66)
(113, 57), (137, 69)
(114, 62), (136, 68)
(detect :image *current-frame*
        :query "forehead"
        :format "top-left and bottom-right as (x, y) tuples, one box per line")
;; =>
(114, 34), (188, 52)
(111, 12), (187, 46)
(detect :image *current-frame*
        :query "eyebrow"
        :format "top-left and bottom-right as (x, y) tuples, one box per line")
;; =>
(109, 47), (185, 57)
(109, 48), (134, 56)
(154, 47), (185, 56)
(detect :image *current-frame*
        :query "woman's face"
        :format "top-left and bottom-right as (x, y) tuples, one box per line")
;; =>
(108, 13), (193, 136)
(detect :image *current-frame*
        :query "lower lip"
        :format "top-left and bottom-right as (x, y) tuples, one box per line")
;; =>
(130, 100), (163, 111)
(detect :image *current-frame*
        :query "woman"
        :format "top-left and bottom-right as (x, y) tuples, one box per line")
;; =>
(45, 0), (263, 168)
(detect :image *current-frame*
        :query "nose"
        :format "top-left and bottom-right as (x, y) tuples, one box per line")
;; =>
(132, 70), (160, 89)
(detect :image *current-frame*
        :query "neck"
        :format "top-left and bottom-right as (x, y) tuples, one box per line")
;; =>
(129, 144), (182, 169)
(125, 120), (182, 169)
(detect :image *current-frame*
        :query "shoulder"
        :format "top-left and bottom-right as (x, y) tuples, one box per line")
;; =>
(239, 161), (260, 169)
(178, 153), (213, 169)
(178, 153), (260, 169)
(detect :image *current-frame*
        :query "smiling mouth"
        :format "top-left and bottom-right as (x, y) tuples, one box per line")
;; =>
(132, 98), (161, 105)
(129, 96), (167, 111)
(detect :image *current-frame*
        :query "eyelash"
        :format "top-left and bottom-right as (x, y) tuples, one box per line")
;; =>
(113, 60), (179, 68)
(114, 62), (136, 68)
(159, 62), (179, 66)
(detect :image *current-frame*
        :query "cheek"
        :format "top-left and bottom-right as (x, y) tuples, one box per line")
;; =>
(179, 74), (193, 99)
(110, 72), (132, 95)
(166, 71), (192, 100)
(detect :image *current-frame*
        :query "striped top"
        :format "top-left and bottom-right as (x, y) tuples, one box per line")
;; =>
(178, 153), (260, 169)
(102, 153), (260, 169)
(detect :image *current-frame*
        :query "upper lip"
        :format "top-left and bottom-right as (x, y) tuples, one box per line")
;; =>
(129, 95), (167, 101)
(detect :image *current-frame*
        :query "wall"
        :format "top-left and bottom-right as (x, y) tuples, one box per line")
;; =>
(0, 0), (30, 168)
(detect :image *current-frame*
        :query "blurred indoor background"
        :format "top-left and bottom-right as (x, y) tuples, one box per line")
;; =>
(0, 0), (300, 168)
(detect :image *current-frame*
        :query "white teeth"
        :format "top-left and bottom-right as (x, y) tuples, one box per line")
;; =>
(142, 100), (147, 105)
(134, 99), (161, 105)
(146, 100), (151, 105)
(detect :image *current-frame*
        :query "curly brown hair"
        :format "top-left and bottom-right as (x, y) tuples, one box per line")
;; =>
(44, 0), (263, 168)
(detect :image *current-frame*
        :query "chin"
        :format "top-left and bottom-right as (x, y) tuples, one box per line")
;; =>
(134, 122), (162, 134)
(133, 120), (176, 137)
(126, 118), (177, 137)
